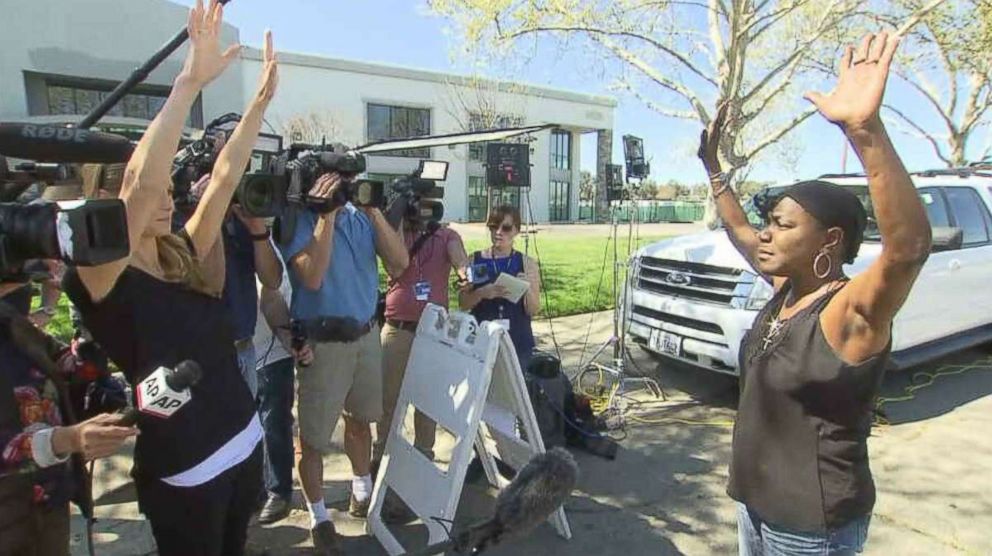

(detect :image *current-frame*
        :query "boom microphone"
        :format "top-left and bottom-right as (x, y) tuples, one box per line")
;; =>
(0, 123), (134, 163)
(403, 447), (579, 555)
(116, 361), (202, 427)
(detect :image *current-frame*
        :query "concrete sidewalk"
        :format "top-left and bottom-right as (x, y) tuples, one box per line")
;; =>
(72, 311), (992, 555)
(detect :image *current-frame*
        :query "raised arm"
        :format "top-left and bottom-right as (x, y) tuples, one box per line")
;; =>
(77, 0), (240, 301)
(697, 105), (782, 288)
(368, 208), (409, 279)
(184, 30), (278, 258)
(808, 32), (932, 362)
(288, 175), (342, 291)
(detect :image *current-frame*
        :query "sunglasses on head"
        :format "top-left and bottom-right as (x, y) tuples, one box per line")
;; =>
(488, 223), (515, 233)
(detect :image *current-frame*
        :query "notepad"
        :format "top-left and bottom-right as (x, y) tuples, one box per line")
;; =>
(494, 272), (530, 303)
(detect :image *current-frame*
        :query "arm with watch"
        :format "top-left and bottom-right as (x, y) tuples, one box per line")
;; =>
(233, 206), (283, 289)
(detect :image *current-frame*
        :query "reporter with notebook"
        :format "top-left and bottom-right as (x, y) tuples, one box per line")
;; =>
(459, 205), (541, 371)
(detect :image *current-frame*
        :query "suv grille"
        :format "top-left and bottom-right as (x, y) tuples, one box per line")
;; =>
(637, 257), (752, 306)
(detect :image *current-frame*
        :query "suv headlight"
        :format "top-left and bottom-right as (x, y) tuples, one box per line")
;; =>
(744, 277), (774, 311)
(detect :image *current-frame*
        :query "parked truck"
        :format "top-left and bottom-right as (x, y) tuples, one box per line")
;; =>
(624, 167), (992, 375)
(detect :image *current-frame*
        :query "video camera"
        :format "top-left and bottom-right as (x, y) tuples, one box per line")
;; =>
(237, 142), (384, 217)
(387, 160), (447, 228)
(0, 157), (130, 282)
(170, 113), (284, 211)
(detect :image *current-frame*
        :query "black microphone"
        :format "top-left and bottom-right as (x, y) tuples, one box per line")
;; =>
(0, 123), (134, 163)
(116, 361), (203, 427)
(403, 447), (579, 556)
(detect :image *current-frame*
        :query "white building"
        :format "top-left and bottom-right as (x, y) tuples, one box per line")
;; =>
(0, 0), (616, 223)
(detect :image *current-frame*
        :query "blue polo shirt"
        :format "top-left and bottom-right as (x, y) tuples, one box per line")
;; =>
(280, 204), (378, 323)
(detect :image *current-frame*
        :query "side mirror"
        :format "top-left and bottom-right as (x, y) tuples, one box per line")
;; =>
(931, 226), (963, 253)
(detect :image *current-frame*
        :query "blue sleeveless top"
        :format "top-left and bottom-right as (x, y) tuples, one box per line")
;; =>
(470, 250), (535, 359)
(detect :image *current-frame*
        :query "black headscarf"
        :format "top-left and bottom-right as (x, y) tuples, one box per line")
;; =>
(759, 180), (867, 264)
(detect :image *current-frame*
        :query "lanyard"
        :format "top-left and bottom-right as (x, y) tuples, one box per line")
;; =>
(488, 250), (513, 278)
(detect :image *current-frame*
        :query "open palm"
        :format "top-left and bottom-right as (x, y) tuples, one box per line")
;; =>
(805, 33), (900, 131)
(181, 0), (240, 88)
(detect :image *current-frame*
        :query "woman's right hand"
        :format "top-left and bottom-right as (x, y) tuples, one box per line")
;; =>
(178, 0), (241, 89)
(52, 413), (139, 461)
(480, 284), (510, 300)
(697, 102), (729, 175)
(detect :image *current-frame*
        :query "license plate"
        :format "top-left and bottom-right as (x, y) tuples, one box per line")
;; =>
(650, 330), (681, 356)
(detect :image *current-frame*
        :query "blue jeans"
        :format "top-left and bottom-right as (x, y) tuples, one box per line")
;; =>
(738, 504), (870, 556)
(256, 357), (295, 500)
(236, 342), (258, 398)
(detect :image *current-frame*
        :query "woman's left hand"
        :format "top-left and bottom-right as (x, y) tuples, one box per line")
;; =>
(252, 30), (278, 106)
(804, 32), (900, 132)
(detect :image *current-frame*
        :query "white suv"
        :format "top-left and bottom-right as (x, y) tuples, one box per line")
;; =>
(625, 168), (992, 375)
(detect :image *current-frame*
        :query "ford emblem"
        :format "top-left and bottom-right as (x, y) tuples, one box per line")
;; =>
(665, 271), (691, 286)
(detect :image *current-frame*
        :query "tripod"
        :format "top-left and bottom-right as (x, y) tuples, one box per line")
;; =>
(580, 189), (665, 415)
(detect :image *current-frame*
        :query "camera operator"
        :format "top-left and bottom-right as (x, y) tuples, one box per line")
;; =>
(279, 170), (407, 553)
(178, 167), (284, 398)
(61, 3), (279, 554)
(1, 284), (137, 556)
(373, 220), (467, 472)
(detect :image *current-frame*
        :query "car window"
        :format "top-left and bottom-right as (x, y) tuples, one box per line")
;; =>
(944, 187), (991, 245)
(918, 188), (951, 228)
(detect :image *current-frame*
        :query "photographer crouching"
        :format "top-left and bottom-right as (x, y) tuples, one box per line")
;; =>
(279, 167), (407, 553)
(61, 3), (280, 554)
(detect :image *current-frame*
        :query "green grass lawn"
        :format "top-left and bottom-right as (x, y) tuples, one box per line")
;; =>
(40, 234), (669, 342)
(455, 235), (667, 318)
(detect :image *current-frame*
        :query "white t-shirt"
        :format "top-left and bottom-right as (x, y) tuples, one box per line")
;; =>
(253, 265), (293, 369)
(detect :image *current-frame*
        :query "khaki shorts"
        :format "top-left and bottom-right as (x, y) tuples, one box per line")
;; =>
(297, 325), (383, 454)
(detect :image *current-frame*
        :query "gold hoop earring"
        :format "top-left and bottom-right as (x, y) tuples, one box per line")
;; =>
(813, 251), (832, 280)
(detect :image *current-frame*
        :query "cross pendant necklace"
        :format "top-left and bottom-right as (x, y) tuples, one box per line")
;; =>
(761, 317), (785, 350)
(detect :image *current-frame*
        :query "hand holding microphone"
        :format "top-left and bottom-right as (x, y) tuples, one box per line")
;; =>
(115, 360), (203, 427)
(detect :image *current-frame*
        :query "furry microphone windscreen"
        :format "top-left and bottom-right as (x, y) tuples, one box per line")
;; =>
(493, 447), (579, 539)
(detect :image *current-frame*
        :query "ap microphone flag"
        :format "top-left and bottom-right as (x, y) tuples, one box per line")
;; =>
(0, 123), (135, 163)
(117, 361), (203, 426)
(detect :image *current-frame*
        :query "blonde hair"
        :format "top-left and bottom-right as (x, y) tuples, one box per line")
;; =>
(154, 232), (224, 297)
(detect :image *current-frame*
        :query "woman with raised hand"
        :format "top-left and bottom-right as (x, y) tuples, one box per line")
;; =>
(62, 1), (279, 554)
(699, 32), (931, 555)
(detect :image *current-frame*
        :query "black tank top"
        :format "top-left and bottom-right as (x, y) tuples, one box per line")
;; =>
(63, 267), (256, 480)
(728, 281), (889, 533)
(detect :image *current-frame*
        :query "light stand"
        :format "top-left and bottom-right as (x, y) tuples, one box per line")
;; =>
(579, 179), (664, 417)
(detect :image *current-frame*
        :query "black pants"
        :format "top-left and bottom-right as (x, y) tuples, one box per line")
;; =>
(137, 445), (263, 556)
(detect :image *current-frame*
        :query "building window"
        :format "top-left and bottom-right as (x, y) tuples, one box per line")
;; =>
(366, 104), (431, 158)
(42, 78), (202, 128)
(467, 112), (524, 161)
(490, 187), (521, 213)
(551, 129), (571, 171)
(945, 187), (992, 246)
(468, 176), (488, 222)
(549, 181), (571, 222)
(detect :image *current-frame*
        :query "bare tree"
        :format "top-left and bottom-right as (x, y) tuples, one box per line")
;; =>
(428, 0), (880, 227)
(279, 110), (349, 146)
(440, 74), (527, 132)
(874, 0), (992, 167)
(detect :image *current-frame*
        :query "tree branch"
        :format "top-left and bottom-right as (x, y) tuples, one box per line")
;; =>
(742, 107), (818, 162)
(613, 81), (700, 120)
(883, 103), (954, 167)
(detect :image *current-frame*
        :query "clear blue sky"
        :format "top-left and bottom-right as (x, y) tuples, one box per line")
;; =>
(173, 0), (971, 185)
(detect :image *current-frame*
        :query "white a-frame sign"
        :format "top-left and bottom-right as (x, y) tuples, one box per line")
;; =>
(368, 304), (572, 555)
